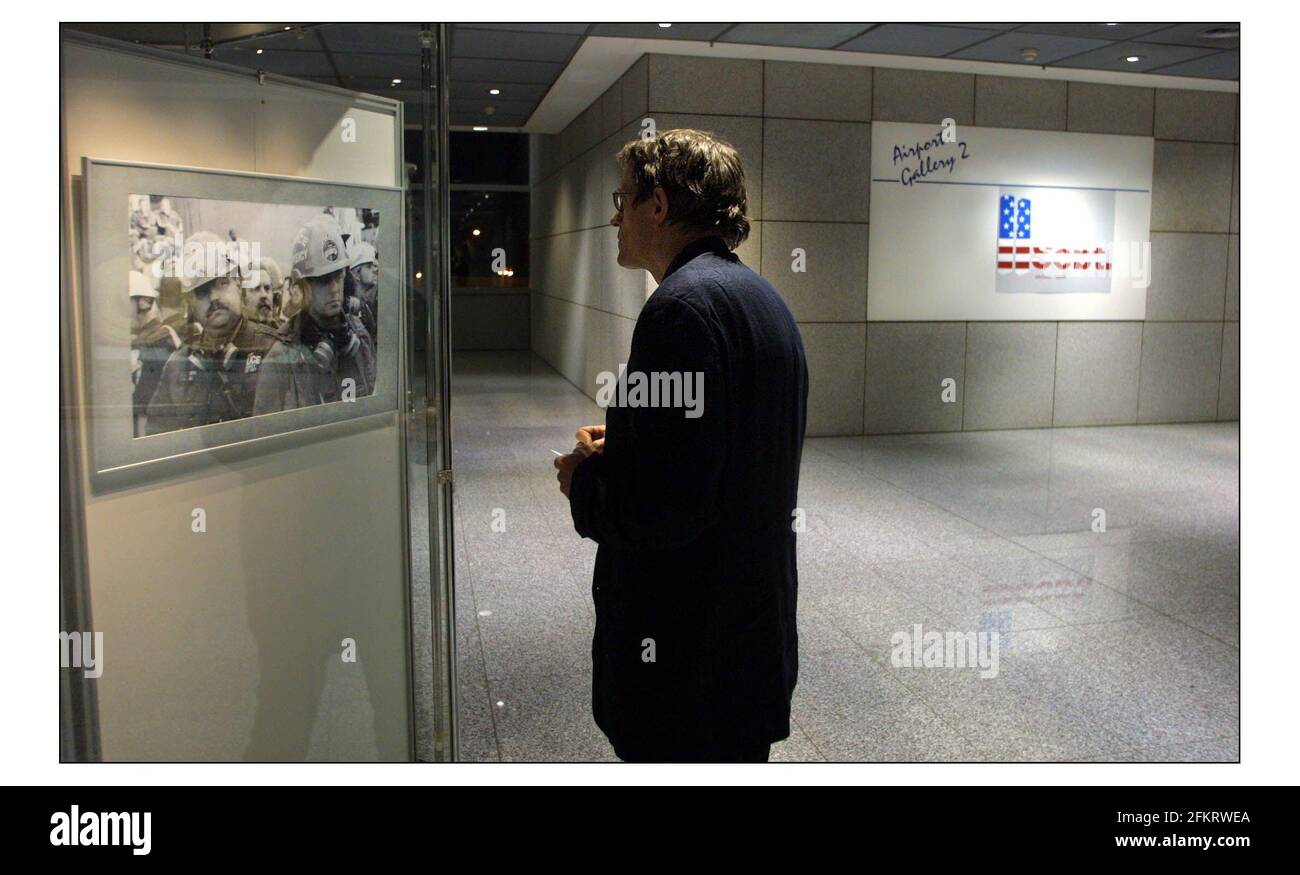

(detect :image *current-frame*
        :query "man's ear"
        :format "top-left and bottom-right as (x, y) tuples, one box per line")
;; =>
(652, 186), (671, 226)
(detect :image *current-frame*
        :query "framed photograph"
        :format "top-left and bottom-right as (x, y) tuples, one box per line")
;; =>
(80, 157), (403, 477)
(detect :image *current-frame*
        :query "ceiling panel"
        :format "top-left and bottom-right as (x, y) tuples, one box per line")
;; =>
(1138, 22), (1240, 49)
(951, 32), (1112, 64)
(387, 87), (428, 105)
(70, 22), (305, 47)
(227, 47), (337, 77)
(453, 97), (535, 117)
(331, 51), (422, 80)
(450, 57), (563, 85)
(836, 23), (996, 56)
(1016, 22), (1166, 41)
(461, 23), (590, 35)
(451, 27), (582, 62)
(451, 108), (530, 127)
(451, 116), (530, 128)
(315, 23), (419, 54)
(452, 80), (551, 102)
(330, 78), (423, 97)
(1150, 50), (1239, 79)
(589, 22), (730, 41)
(716, 23), (873, 49)
(1054, 40), (1218, 73)
(220, 42), (308, 64)
(64, 22), (188, 44)
(932, 23), (1021, 31)
(450, 118), (527, 128)
(232, 26), (324, 52)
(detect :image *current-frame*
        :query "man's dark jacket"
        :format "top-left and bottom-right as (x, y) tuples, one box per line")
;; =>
(569, 235), (808, 759)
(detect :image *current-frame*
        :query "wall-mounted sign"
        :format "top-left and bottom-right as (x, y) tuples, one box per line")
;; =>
(868, 121), (1153, 321)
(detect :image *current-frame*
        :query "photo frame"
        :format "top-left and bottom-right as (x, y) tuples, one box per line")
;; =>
(80, 157), (404, 478)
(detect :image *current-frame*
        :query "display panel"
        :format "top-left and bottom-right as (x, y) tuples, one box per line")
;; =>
(82, 158), (403, 476)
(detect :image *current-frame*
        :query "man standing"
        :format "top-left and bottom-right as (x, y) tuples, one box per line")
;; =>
(156, 272), (198, 348)
(145, 231), (277, 434)
(242, 256), (284, 328)
(128, 269), (181, 437)
(553, 129), (808, 763)
(347, 240), (379, 343)
(253, 214), (375, 414)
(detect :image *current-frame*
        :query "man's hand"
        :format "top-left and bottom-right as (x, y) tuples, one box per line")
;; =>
(554, 441), (594, 499)
(576, 424), (606, 454)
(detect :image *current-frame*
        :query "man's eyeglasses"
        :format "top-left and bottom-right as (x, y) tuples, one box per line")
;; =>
(612, 190), (637, 212)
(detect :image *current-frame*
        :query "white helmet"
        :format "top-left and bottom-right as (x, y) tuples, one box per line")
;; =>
(178, 231), (241, 294)
(349, 240), (377, 269)
(128, 270), (158, 299)
(291, 215), (347, 280)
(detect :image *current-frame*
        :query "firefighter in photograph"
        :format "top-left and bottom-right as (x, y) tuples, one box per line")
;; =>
(252, 214), (376, 415)
(243, 255), (285, 327)
(347, 240), (378, 343)
(128, 269), (182, 437)
(145, 231), (277, 434)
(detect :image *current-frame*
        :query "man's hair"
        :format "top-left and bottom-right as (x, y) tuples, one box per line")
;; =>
(616, 128), (750, 249)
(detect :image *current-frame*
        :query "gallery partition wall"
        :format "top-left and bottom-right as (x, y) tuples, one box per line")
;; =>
(58, 28), (456, 762)
(531, 52), (1239, 436)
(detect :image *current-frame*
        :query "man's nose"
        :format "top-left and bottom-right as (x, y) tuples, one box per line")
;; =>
(610, 211), (621, 227)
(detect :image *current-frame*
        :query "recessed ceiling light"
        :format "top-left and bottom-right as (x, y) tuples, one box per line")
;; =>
(472, 229), (481, 236)
(1020, 47), (1040, 62)
(1201, 26), (1240, 40)
(283, 26), (291, 31)
(658, 23), (672, 28)
(1124, 55), (1142, 63)
(473, 126), (488, 131)
(488, 88), (500, 95)
(391, 78), (401, 85)
(1104, 22), (1119, 26)
(256, 48), (263, 54)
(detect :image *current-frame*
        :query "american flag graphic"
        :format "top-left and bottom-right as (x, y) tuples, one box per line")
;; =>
(993, 187), (1116, 291)
(998, 195), (1031, 270)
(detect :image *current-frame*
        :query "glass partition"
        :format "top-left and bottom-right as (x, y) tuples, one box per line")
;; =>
(58, 25), (451, 762)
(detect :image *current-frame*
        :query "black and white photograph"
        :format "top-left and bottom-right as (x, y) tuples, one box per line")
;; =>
(80, 157), (403, 477)
(126, 196), (382, 438)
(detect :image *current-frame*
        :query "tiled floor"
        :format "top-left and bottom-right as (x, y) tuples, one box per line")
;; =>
(450, 350), (1239, 762)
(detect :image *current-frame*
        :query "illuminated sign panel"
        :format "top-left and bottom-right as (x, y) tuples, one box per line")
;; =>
(868, 122), (1153, 321)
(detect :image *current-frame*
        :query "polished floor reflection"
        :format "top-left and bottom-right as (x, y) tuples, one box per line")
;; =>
(451, 351), (1239, 762)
